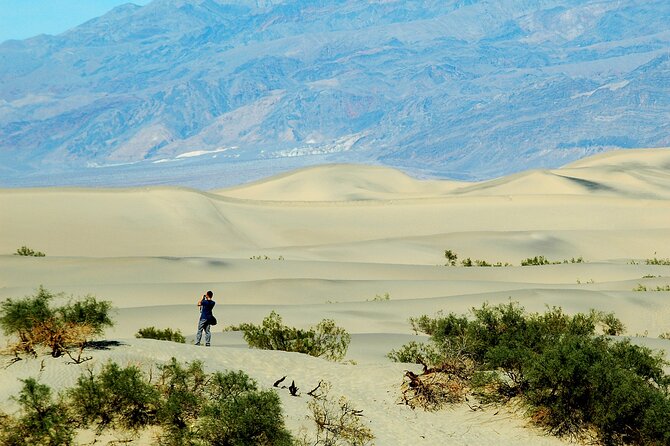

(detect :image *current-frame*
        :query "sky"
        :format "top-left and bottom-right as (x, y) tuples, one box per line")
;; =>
(0, 0), (152, 43)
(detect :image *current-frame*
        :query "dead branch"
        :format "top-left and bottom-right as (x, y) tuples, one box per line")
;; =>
(307, 380), (324, 398)
(289, 380), (299, 396)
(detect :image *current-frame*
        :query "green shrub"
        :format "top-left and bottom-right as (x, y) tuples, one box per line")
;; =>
(153, 358), (293, 446)
(366, 292), (390, 302)
(525, 336), (670, 444)
(521, 256), (551, 266)
(386, 340), (441, 365)
(0, 286), (113, 357)
(228, 311), (350, 361)
(136, 326), (186, 343)
(444, 249), (458, 266)
(646, 258), (670, 265)
(68, 362), (160, 432)
(154, 358), (208, 444)
(68, 358), (294, 445)
(14, 245), (45, 257)
(198, 371), (293, 446)
(633, 284), (670, 292)
(390, 303), (667, 444)
(461, 257), (473, 267)
(0, 378), (74, 446)
(520, 256), (584, 266)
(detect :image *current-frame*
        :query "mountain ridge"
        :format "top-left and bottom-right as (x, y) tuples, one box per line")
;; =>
(1, 0), (669, 187)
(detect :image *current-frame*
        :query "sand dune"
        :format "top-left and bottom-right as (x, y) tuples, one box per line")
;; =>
(1, 148), (670, 445)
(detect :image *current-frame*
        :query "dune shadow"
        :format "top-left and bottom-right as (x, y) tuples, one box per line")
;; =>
(85, 340), (125, 350)
(555, 174), (617, 192)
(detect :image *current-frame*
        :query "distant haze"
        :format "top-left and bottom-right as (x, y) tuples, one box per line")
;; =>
(1, 0), (669, 188)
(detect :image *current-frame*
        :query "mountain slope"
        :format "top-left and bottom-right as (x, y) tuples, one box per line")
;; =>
(1, 0), (669, 186)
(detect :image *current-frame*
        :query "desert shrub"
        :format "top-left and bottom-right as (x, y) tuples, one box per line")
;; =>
(366, 292), (390, 302)
(444, 249), (458, 266)
(646, 257), (670, 265)
(198, 370), (294, 446)
(68, 362), (160, 432)
(390, 303), (670, 444)
(0, 286), (113, 358)
(401, 358), (475, 411)
(65, 358), (293, 445)
(136, 326), (186, 343)
(521, 256), (551, 266)
(228, 311), (350, 361)
(14, 245), (45, 257)
(301, 382), (374, 446)
(154, 358), (208, 444)
(596, 311), (626, 336)
(0, 378), (74, 446)
(633, 284), (670, 292)
(387, 340), (441, 365)
(520, 256), (584, 266)
(0, 286), (55, 351)
(525, 337), (670, 444)
(153, 358), (293, 446)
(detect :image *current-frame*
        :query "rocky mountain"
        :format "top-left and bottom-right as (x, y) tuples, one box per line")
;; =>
(1, 0), (669, 187)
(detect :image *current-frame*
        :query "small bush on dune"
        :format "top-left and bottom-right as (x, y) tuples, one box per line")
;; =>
(390, 303), (668, 445)
(68, 362), (160, 432)
(136, 326), (186, 343)
(646, 257), (670, 265)
(0, 286), (113, 358)
(154, 358), (208, 444)
(14, 245), (45, 257)
(521, 256), (585, 266)
(228, 311), (350, 361)
(299, 382), (374, 446)
(198, 370), (294, 446)
(0, 378), (74, 446)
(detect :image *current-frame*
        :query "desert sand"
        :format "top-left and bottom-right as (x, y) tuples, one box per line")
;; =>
(1, 148), (670, 445)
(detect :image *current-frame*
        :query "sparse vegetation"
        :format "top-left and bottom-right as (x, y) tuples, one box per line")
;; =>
(227, 311), (350, 361)
(366, 292), (390, 302)
(445, 250), (512, 267)
(299, 382), (374, 446)
(444, 250), (458, 266)
(3, 359), (295, 445)
(633, 284), (670, 292)
(68, 362), (160, 433)
(0, 378), (74, 445)
(389, 303), (669, 445)
(136, 326), (186, 343)
(646, 257), (670, 265)
(14, 245), (46, 257)
(0, 286), (113, 358)
(250, 255), (285, 260)
(521, 256), (584, 266)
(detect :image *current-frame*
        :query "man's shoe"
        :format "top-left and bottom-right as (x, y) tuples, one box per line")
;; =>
(205, 343), (210, 347)
(194, 343), (200, 346)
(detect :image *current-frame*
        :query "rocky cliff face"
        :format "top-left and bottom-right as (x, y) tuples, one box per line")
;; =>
(1, 0), (669, 186)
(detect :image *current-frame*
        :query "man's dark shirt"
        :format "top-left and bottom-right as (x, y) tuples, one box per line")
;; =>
(200, 299), (215, 320)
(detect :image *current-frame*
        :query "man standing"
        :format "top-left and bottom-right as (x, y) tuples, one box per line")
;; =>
(195, 290), (215, 346)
